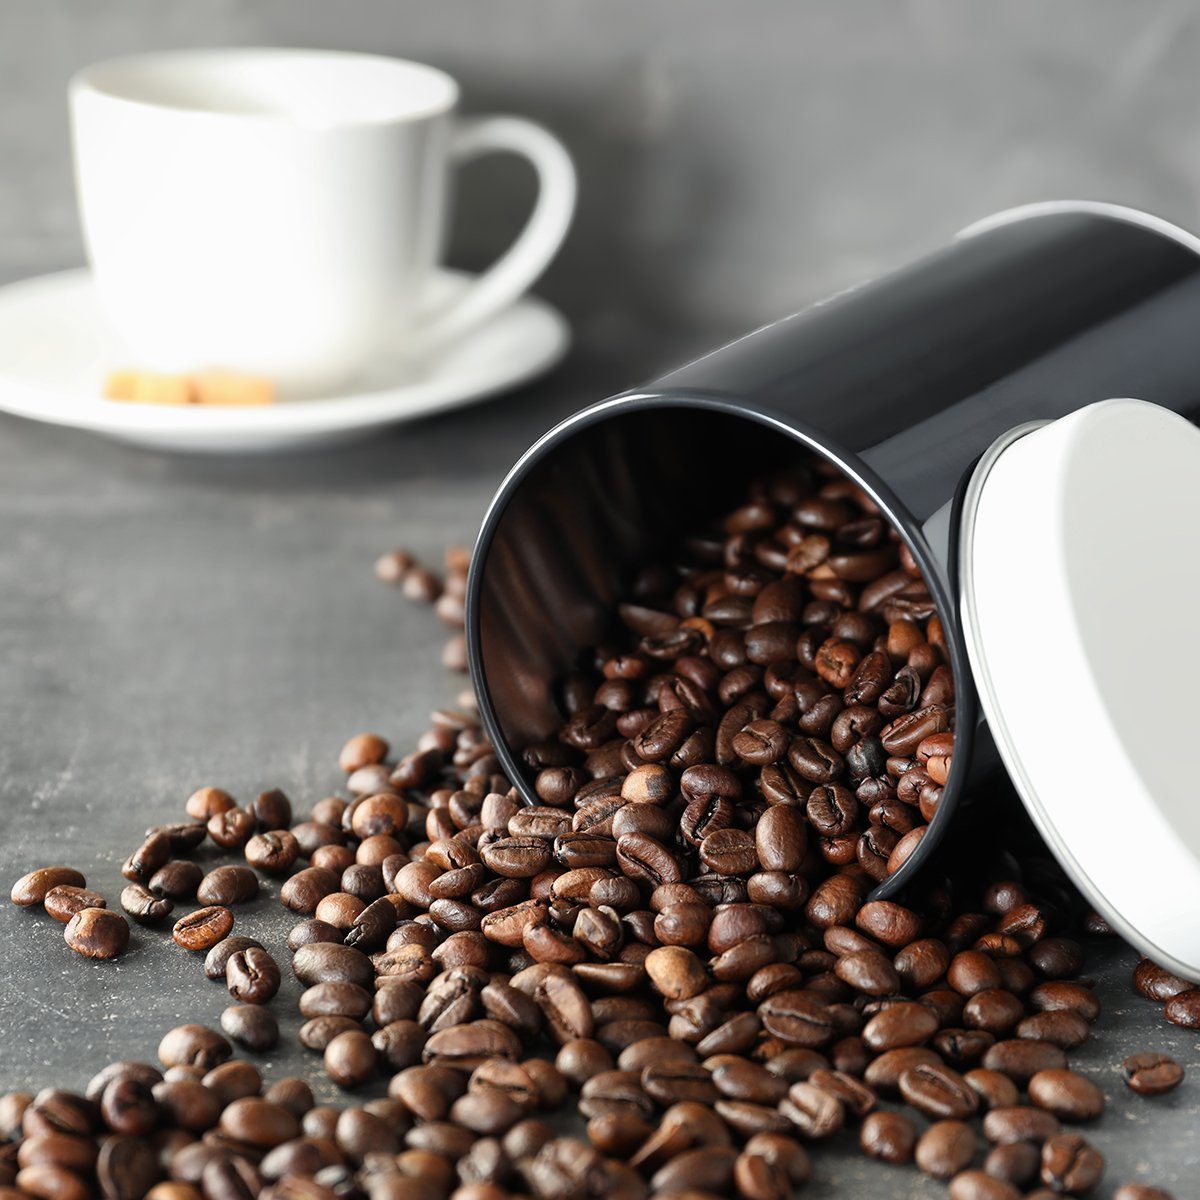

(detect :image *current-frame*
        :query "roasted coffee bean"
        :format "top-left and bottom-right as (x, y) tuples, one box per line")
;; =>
(899, 1062), (979, 1120)
(64, 908), (129, 959)
(807, 1069), (875, 1118)
(1026, 1068), (1105, 1122)
(226, 948), (281, 1005)
(323, 1031), (377, 1089)
(197, 867), (259, 907)
(120, 885), (173, 925)
(862, 1001), (938, 1051)
(983, 1141), (1041, 1188)
(1029, 981), (1101, 1023)
(220, 1005), (279, 1052)
(982, 1039), (1067, 1083)
(244, 832), (300, 876)
(43, 886), (107, 924)
(965, 1068), (1020, 1111)
(982, 1106), (1061, 1146)
(779, 1081), (842, 1139)
(1040, 1133), (1105, 1193)
(147, 861), (203, 901)
(859, 1110), (915, 1164)
(172, 906), (233, 952)
(1122, 1051), (1184, 1096)
(280, 869), (341, 916)
(947, 1170), (1021, 1200)
(204, 937), (263, 981)
(292, 943), (374, 989)
(1132, 959), (1192, 1002)
(834, 950), (899, 996)
(97, 1134), (160, 1200)
(157, 1025), (231, 1071)
(916, 1119), (977, 1180)
(206, 809), (257, 851)
(1015, 1010), (1090, 1049)
(1164, 988), (1200, 1028)
(758, 991), (833, 1048)
(12, 868), (87, 907)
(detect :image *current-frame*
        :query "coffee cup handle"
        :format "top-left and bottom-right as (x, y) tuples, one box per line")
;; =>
(419, 115), (576, 349)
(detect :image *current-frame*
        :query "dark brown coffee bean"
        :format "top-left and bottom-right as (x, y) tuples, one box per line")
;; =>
(1122, 1051), (1184, 1096)
(947, 950), (1003, 996)
(147, 861), (203, 900)
(172, 906), (233, 952)
(863, 1046), (941, 1094)
(204, 936), (263, 981)
(964, 1068), (1020, 1111)
(97, 1134), (160, 1200)
(758, 991), (833, 1048)
(1015, 1010), (1089, 1049)
(982, 1039), (1067, 1083)
(323, 1031), (377, 1089)
(859, 1110), (915, 1164)
(1026, 1069), (1104, 1122)
(197, 867), (259, 907)
(1029, 981), (1101, 1023)
(1164, 988), (1200, 1028)
(964, 989), (1025, 1035)
(292, 943), (374, 989)
(280, 869), (341, 916)
(12, 868), (86, 907)
(1132, 959), (1192, 1002)
(157, 1025), (231, 1071)
(1040, 1133), (1104, 1193)
(807, 1069), (876, 1118)
(834, 950), (898, 996)
(915, 1119), (977, 1180)
(226, 948), (281, 1005)
(863, 1001), (937, 1051)
(899, 1062), (979, 1120)
(779, 1082), (843, 1140)
(220, 1005), (279, 1052)
(64, 908), (129, 959)
(120, 885), (173, 925)
(983, 1141), (1041, 1188)
(43, 886), (107, 924)
(947, 1170), (1021, 1200)
(982, 1106), (1061, 1146)
(244, 832), (300, 876)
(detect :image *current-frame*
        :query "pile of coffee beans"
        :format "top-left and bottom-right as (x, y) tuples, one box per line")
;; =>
(375, 545), (470, 673)
(3, 468), (1188, 1200)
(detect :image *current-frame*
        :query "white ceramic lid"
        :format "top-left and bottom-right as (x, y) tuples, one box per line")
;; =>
(959, 398), (1200, 981)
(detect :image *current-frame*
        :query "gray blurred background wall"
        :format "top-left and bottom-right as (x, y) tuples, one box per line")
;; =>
(4, 0), (1200, 381)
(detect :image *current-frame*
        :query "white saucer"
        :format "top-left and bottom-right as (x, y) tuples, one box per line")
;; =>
(0, 269), (570, 453)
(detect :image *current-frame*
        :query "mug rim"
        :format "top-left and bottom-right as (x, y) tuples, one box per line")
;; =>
(69, 47), (460, 128)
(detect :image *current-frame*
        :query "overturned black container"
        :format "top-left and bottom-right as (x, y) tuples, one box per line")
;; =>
(465, 202), (1200, 980)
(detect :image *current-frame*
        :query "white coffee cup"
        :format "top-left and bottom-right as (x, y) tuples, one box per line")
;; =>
(69, 48), (576, 396)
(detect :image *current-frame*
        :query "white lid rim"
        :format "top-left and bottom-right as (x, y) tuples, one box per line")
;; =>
(958, 407), (1200, 984)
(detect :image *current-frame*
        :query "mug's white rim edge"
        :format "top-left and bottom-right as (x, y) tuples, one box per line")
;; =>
(68, 47), (461, 129)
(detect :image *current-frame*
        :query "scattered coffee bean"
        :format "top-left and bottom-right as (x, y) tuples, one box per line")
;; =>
(11, 867), (85, 907)
(43, 885), (106, 924)
(63, 908), (129, 959)
(172, 906), (234, 952)
(121, 884), (173, 924)
(1122, 1052), (1184, 1096)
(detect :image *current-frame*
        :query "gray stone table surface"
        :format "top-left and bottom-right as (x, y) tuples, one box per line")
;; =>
(0, 311), (1195, 1198)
